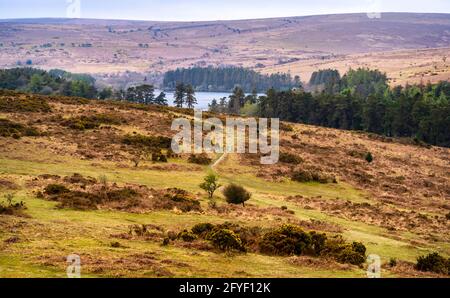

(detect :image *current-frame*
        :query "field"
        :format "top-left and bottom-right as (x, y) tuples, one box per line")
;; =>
(0, 13), (449, 86)
(0, 90), (448, 277)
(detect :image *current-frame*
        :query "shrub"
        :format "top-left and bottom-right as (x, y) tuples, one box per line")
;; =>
(291, 169), (336, 184)
(351, 242), (367, 255)
(158, 154), (168, 163)
(64, 173), (97, 185)
(365, 152), (374, 163)
(43, 184), (70, 195)
(110, 241), (122, 248)
(207, 228), (245, 252)
(336, 247), (366, 266)
(223, 184), (251, 207)
(389, 258), (397, 267)
(191, 223), (215, 236)
(53, 191), (101, 210)
(177, 230), (197, 242)
(151, 149), (168, 163)
(279, 152), (303, 165)
(128, 224), (163, 237)
(199, 173), (221, 199)
(259, 224), (314, 256)
(153, 188), (201, 212)
(310, 231), (328, 256)
(188, 154), (212, 165)
(280, 122), (294, 132)
(415, 253), (449, 275)
(445, 212), (450, 220)
(162, 238), (170, 246)
(122, 134), (171, 149)
(0, 194), (26, 216)
(62, 114), (126, 130)
(0, 119), (40, 138)
(291, 169), (313, 182)
(106, 188), (138, 201)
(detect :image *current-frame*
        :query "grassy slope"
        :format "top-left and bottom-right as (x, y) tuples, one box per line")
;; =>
(0, 145), (445, 278)
(0, 94), (448, 277)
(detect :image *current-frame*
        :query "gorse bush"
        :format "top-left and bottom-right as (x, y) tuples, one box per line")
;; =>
(222, 184), (251, 207)
(389, 258), (397, 267)
(259, 224), (325, 256)
(415, 253), (449, 275)
(177, 230), (197, 242)
(336, 247), (366, 265)
(179, 222), (368, 264)
(259, 225), (366, 265)
(207, 228), (246, 252)
(351, 241), (367, 255)
(191, 223), (215, 236)
(43, 184), (70, 195)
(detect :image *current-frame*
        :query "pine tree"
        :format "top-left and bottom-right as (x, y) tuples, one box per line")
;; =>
(185, 84), (197, 109)
(174, 82), (185, 108)
(155, 92), (168, 106)
(228, 86), (245, 114)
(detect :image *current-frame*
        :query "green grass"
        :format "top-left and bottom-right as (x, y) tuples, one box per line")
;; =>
(0, 146), (443, 278)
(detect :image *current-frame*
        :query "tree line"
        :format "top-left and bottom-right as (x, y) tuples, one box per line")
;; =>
(0, 67), (169, 105)
(163, 66), (300, 92)
(210, 68), (450, 148)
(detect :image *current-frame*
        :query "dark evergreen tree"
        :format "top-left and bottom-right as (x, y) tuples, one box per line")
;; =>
(185, 84), (197, 109)
(174, 82), (185, 108)
(155, 92), (168, 106)
(228, 86), (245, 114)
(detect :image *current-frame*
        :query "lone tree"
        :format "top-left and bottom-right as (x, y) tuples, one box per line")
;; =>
(223, 184), (251, 207)
(199, 173), (221, 199)
(174, 82), (185, 108)
(185, 84), (197, 109)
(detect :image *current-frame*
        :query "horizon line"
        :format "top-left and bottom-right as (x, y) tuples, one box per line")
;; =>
(0, 11), (449, 23)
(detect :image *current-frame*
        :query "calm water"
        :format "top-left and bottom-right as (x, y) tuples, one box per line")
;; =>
(156, 91), (231, 110)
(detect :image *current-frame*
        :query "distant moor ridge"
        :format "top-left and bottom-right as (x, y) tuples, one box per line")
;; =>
(0, 13), (449, 85)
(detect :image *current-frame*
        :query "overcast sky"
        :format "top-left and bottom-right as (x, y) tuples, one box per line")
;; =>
(1, 0), (449, 21)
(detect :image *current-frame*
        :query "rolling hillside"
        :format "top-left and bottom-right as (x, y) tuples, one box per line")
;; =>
(0, 90), (448, 277)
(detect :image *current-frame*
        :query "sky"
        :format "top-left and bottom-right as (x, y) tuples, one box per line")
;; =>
(0, 0), (449, 21)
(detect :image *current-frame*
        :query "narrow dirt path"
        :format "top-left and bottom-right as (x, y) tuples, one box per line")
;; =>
(211, 152), (227, 171)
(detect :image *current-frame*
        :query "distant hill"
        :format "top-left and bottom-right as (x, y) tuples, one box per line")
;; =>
(0, 13), (449, 85)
